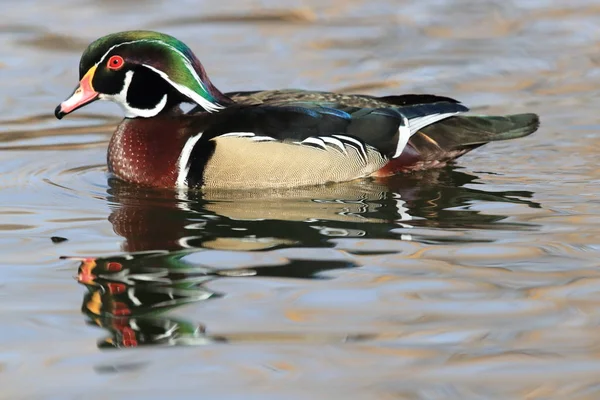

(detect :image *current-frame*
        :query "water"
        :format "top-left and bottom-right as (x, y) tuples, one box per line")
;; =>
(2, 0), (600, 398)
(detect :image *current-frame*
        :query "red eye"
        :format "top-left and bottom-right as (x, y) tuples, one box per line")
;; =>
(107, 55), (124, 70)
(106, 262), (122, 272)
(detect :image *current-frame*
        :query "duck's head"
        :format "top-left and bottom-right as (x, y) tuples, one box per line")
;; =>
(55, 30), (231, 119)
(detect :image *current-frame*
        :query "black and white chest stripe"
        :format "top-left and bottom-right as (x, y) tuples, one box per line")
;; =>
(177, 132), (205, 187)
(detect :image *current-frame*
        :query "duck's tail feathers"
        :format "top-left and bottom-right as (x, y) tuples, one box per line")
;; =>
(412, 113), (539, 159)
(374, 113), (539, 176)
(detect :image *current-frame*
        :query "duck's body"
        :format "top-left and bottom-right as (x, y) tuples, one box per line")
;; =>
(55, 31), (539, 189)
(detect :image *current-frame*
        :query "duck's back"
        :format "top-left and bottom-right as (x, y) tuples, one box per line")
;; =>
(224, 89), (539, 176)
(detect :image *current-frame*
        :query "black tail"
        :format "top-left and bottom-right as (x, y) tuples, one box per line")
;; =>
(409, 113), (539, 161)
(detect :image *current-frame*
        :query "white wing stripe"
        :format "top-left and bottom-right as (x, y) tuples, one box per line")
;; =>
(344, 143), (368, 164)
(251, 136), (277, 142)
(393, 111), (462, 158)
(393, 115), (411, 158)
(219, 132), (255, 138)
(301, 137), (328, 150)
(319, 136), (347, 154)
(332, 135), (368, 161)
(408, 112), (460, 135)
(217, 132), (275, 141)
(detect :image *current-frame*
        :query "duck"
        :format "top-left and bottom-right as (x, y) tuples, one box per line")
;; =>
(55, 30), (540, 189)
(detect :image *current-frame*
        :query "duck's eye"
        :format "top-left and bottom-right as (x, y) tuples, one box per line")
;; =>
(106, 262), (123, 272)
(107, 55), (124, 71)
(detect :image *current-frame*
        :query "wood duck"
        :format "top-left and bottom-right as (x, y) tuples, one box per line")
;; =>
(55, 30), (540, 189)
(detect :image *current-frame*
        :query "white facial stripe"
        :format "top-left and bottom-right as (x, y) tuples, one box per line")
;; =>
(99, 70), (168, 118)
(97, 41), (138, 64)
(98, 70), (133, 115)
(94, 38), (223, 112)
(177, 132), (204, 187)
(142, 64), (222, 113)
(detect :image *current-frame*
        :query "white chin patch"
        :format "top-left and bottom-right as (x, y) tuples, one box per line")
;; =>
(99, 70), (168, 118)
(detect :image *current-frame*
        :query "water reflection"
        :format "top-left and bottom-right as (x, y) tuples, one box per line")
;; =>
(106, 167), (540, 252)
(71, 252), (358, 349)
(70, 167), (542, 349)
(4, 0), (598, 394)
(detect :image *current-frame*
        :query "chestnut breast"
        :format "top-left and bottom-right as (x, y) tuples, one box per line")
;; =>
(107, 116), (191, 187)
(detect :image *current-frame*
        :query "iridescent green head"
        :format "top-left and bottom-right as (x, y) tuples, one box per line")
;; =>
(55, 30), (230, 119)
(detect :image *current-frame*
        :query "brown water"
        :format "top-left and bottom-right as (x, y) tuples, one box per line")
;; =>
(2, 0), (600, 398)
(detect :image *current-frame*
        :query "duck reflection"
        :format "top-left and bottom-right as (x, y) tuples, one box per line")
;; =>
(72, 255), (356, 348)
(73, 252), (215, 348)
(106, 167), (539, 252)
(73, 168), (540, 349)
(70, 252), (358, 349)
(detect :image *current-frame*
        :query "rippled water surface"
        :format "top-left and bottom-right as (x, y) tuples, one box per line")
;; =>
(3, 0), (600, 398)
